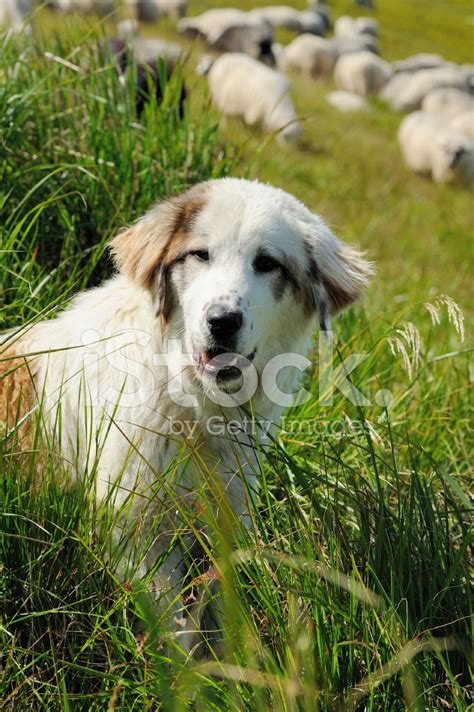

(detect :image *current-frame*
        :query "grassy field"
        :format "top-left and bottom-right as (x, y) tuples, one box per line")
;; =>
(1, 1), (473, 709)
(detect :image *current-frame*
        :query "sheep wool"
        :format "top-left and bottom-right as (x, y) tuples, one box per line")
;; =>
(398, 110), (474, 183)
(334, 50), (392, 97)
(208, 53), (301, 144)
(421, 87), (474, 121)
(282, 34), (337, 78)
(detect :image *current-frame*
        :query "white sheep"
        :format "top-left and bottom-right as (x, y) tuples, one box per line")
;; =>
(450, 109), (474, 142)
(281, 34), (337, 79)
(422, 87), (474, 120)
(382, 66), (473, 111)
(160, 0), (187, 19)
(115, 21), (182, 64)
(131, 38), (182, 65)
(330, 35), (378, 56)
(248, 6), (325, 35)
(334, 15), (378, 39)
(307, 0), (332, 31)
(398, 110), (474, 183)
(334, 51), (392, 96)
(272, 42), (285, 68)
(334, 15), (357, 38)
(179, 9), (260, 43)
(297, 10), (326, 35)
(52, 0), (115, 14)
(208, 53), (301, 144)
(0, 0), (32, 30)
(326, 90), (369, 112)
(393, 53), (449, 74)
(354, 17), (378, 36)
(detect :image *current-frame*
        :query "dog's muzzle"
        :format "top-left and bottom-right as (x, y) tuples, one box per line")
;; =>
(193, 348), (256, 381)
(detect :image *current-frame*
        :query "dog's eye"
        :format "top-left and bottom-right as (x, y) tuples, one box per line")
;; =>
(189, 250), (209, 262)
(254, 254), (280, 273)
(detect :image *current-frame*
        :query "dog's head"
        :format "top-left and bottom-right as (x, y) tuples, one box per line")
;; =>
(110, 179), (373, 398)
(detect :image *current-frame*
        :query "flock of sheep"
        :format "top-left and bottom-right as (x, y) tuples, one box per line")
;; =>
(1, 0), (473, 184)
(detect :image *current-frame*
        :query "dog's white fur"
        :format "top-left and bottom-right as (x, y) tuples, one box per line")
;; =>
(2, 178), (372, 647)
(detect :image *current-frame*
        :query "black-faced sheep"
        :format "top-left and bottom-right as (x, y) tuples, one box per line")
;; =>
(210, 25), (275, 65)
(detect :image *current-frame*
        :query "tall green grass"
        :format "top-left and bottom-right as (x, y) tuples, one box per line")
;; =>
(0, 26), (236, 328)
(1, 22), (472, 712)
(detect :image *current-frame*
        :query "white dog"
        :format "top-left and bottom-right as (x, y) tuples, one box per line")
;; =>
(1, 178), (372, 649)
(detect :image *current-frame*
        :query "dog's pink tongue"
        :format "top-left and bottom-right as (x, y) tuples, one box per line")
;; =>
(201, 351), (212, 365)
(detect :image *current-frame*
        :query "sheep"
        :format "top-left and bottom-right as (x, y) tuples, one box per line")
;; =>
(131, 38), (182, 66)
(281, 34), (337, 79)
(248, 6), (326, 35)
(210, 25), (275, 65)
(393, 53), (450, 74)
(307, 0), (332, 31)
(0, 0), (32, 30)
(272, 42), (285, 69)
(125, 0), (158, 22)
(115, 20), (183, 65)
(334, 16), (357, 39)
(450, 109), (474, 142)
(335, 15), (378, 39)
(157, 0), (188, 20)
(330, 35), (378, 57)
(326, 90), (369, 112)
(382, 66), (473, 111)
(117, 18), (139, 39)
(50, 0), (115, 14)
(178, 9), (261, 43)
(296, 10), (327, 35)
(380, 71), (411, 105)
(354, 17), (379, 36)
(334, 51), (392, 97)
(422, 87), (474, 120)
(398, 111), (474, 183)
(207, 53), (301, 144)
(124, 0), (189, 21)
(101, 38), (186, 118)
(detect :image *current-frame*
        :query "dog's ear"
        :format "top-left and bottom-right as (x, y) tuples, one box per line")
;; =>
(303, 217), (374, 331)
(109, 190), (206, 321)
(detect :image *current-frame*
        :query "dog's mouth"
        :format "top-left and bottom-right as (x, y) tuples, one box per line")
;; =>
(193, 347), (256, 381)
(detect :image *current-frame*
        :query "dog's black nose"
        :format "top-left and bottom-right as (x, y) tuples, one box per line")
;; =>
(207, 304), (243, 339)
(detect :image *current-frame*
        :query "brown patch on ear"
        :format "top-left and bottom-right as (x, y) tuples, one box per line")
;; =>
(109, 185), (208, 322)
(320, 245), (373, 315)
(302, 236), (373, 328)
(0, 347), (37, 450)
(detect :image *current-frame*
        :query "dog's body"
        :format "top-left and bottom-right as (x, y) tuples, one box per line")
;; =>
(1, 178), (372, 648)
